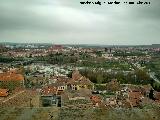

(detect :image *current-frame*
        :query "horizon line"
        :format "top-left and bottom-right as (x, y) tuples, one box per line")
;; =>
(0, 42), (160, 46)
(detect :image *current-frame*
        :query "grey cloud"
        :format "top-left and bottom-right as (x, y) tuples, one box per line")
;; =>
(0, 0), (160, 44)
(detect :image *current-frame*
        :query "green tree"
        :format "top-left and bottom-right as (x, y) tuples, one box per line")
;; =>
(97, 74), (103, 84)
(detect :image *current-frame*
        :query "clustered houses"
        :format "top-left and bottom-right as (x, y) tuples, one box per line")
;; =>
(87, 83), (157, 108)
(0, 64), (159, 108)
(0, 70), (24, 93)
(107, 84), (154, 108)
(39, 70), (160, 108)
(3, 49), (48, 58)
(40, 70), (94, 107)
(67, 70), (94, 90)
(48, 45), (64, 53)
(41, 70), (94, 94)
(0, 44), (159, 108)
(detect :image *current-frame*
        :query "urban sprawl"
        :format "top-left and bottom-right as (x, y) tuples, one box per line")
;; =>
(0, 43), (160, 120)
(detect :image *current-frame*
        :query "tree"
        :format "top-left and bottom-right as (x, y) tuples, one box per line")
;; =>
(97, 74), (103, 84)
(107, 79), (120, 91)
(153, 82), (160, 91)
(135, 69), (150, 81)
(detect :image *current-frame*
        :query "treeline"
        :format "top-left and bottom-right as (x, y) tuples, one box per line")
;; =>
(0, 56), (14, 63)
(0, 52), (78, 65)
(34, 53), (78, 65)
(79, 69), (151, 85)
(0, 56), (25, 63)
(113, 51), (146, 57)
(77, 60), (130, 71)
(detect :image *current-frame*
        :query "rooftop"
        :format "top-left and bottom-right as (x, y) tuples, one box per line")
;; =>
(0, 71), (24, 81)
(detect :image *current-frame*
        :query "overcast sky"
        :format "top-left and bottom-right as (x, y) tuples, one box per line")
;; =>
(0, 0), (159, 45)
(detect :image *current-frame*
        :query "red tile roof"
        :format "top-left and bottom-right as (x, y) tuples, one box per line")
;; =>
(68, 70), (93, 86)
(0, 88), (9, 97)
(0, 71), (24, 81)
(41, 86), (57, 96)
(129, 91), (142, 99)
(90, 95), (102, 104)
(72, 70), (82, 80)
(129, 91), (143, 107)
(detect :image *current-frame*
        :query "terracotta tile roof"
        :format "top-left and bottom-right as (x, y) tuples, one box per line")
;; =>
(128, 91), (143, 107)
(72, 70), (82, 80)
(41, 86), (57, 96)
(68, 70), (93, 86)
(129, 91), (142, 99)
(129, 99), (140, 107)
(0, 88), (9, 97)
(0, 71), (24, 81)
(90, 95), (102, 105)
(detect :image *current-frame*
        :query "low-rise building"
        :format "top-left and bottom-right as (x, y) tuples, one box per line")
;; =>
(128, 89), (143, 107)
(40, 86), (58, 107)
(67, 70), (94, 90)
